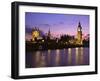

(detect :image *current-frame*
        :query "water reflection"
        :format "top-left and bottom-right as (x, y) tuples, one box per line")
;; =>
(33, 51), (46, 67)
(68, 48), (72, 65)
(75, 47), (83, 65)
(26, 47), (89, 68)
(80, 47), (83, 64)
(55, 49), (60, 66)
(35, 51), (40, 65)
(47, 49), (51, 65)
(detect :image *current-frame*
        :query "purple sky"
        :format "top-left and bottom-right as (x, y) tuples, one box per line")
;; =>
(25, 12), (89, 39)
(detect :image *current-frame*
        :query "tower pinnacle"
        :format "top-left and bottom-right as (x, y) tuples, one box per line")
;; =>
(77, 22), (83, 45)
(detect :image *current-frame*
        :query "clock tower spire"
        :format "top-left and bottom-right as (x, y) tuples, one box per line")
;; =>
(77, 22), (83, 45)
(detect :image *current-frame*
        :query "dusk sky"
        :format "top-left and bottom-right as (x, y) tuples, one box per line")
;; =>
(25, 12), (89, 39)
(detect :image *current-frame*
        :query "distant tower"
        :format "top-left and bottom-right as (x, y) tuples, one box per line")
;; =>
(47, 28), (51, 38)
(77, 22), (83, 45)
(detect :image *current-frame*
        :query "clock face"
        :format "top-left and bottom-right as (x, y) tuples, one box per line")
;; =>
(32, 31), (39, 37)
(78, 27), (81, 31)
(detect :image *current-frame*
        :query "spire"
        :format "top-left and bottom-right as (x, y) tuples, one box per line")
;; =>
(78, 21), (82, 29)
(48, 28), (51, 37)
(77, 21), (83, 45)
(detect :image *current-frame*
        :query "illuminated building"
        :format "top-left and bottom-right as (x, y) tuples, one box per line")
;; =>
(32, 27), (43, 41)
(77, 22), (83, 45)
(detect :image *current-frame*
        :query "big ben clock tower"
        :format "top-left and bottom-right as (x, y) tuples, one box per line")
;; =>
(77, 22), (83, 45)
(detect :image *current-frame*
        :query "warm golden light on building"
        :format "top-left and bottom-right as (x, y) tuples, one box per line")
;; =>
(32, 31), (39, 38)
(32, 29), (40, 41)
(77, 22), (83, 45)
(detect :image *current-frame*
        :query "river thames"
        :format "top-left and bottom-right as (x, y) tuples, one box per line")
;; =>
(26, 47), (89, 68)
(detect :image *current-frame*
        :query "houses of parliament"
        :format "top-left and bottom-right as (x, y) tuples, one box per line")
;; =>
(31, 22), (83, 45)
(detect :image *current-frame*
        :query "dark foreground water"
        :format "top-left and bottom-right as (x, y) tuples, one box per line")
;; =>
(26, 47), (89, 68)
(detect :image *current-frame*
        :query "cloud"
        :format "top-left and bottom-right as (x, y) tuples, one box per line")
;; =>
(39, 24), (51, 27)
(53, 22), (65, 26)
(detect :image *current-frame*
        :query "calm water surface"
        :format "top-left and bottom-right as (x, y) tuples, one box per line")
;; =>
(26, 47), (89, 68)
